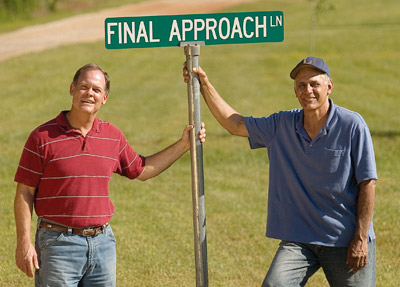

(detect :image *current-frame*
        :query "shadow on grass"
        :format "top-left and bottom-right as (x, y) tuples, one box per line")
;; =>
(370, 130), (400, 138)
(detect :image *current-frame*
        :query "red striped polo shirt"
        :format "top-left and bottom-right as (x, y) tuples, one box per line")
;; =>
(14, 111), (145, 228)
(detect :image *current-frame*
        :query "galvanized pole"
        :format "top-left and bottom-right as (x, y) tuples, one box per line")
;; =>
(181, 41), (208, 287)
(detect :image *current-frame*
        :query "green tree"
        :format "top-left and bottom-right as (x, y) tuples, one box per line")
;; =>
(309, 0), (335, 51)
(0, 0), (58, 21)
(0, 0), (36, 16)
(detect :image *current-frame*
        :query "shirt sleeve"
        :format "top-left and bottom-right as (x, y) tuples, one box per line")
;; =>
(14, 130), (44, 188)
(351, 118), (378, 184)
(244, 114), (278, 149)
(116, 133), (145, 179)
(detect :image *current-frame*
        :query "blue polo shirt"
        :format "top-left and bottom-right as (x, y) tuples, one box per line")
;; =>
(244, 99), (377, 247)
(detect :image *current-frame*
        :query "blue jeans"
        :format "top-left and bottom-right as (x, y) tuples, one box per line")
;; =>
(35, 223), (116, 287)
(262, 240), (376, 287)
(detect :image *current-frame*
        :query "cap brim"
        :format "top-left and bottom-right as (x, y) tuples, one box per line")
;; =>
(290, 64), (328, 79)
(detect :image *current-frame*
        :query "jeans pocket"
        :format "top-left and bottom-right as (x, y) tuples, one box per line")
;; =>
(38, 228), (65, 250)
(105, 225), (116, 243)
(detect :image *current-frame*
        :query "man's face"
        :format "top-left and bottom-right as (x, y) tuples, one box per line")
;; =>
(294, 67), (333, 112)
(70, 69), (108, 115)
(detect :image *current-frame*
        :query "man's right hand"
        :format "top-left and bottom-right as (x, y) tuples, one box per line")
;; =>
(16, 241), (39, 277)
(182, 62), (208, 85)
(181, 62), (249, 137)
(14, 183), (39, 277)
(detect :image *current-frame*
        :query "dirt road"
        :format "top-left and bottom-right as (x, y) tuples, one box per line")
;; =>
(0, 0), (255, 62)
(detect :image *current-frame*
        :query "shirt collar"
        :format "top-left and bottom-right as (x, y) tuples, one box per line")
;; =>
(56, 111), (101, 134)
(56, 111), (71, 132)
(325, 98), (338, 130)
(296, 98), (338, 139)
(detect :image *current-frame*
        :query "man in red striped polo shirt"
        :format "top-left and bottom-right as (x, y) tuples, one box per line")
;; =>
(14, 63), (206, 286)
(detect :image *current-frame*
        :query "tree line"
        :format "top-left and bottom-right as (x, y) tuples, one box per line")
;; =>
(0, 0), (58, 19)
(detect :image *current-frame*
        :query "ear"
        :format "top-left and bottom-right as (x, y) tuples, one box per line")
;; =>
(327, 80), (334, 96)
(69, 83), (74, 96)
(294, 83), (299, 98)
(102, 93), (109, 105)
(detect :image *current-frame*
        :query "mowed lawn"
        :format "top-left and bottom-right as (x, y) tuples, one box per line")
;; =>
(1, 0), (399, 286)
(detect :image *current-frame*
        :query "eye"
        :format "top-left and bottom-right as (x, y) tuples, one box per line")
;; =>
(311, 82), (320, 88)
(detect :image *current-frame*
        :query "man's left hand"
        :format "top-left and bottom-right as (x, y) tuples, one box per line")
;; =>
(346, 238), (368, 273)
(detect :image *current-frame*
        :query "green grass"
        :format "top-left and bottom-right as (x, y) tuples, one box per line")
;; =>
(1, 0), (400, 286)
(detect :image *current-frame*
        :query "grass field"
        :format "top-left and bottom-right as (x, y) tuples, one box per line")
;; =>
(1, 0), (400, 286)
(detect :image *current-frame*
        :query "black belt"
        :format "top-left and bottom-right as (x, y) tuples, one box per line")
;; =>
(39, 221), (109, 237)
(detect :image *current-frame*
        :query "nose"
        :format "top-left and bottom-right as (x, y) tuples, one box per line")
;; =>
(86, 87), (95, 96)
(306, 83), (313, 94)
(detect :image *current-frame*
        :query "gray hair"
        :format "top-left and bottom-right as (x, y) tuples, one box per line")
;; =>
(293, 73), (331, 87)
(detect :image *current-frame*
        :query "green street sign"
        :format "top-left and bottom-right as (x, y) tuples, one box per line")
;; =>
(105, 11), (284, 49)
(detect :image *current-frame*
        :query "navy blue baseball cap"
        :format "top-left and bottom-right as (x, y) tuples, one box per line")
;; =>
(290, 56), (330, 79)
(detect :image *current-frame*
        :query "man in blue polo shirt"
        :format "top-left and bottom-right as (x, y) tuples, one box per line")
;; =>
(183, 57), (377, 287)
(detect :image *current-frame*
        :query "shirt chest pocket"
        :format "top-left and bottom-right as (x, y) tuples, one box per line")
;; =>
(320, 147), (345, 173)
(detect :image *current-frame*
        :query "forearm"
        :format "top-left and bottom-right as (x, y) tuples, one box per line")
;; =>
(138, 138), (188, 181)
(346, 179), (376, 272)
(353, 179), (376, 241)
(14, 183), (39, 277)
(14, 184), (35, 245)
(200, 77), (248, 137)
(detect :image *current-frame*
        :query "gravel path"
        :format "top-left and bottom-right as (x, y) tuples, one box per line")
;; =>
(0, 0), (255, 61)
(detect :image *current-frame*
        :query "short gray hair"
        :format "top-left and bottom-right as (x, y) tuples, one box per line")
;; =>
(293, 73), (331, 87)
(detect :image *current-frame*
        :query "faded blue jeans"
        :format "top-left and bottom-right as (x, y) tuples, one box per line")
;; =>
(262, 240), (376, 287)
(35, 223), (116, 287)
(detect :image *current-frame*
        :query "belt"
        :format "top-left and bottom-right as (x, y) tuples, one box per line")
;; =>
(39, 221), (109, 237)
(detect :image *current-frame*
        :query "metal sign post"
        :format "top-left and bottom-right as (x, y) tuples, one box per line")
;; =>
(181, 41), (208, 287)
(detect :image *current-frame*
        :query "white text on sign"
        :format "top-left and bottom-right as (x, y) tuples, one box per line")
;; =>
(106, 16), (283, 45)
(105, 12), (284, 49)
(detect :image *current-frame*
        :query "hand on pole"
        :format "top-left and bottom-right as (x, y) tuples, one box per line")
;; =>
(182, 122), (206, 146)
(198, 121), (206, 143)
(183, 62), (208, 84)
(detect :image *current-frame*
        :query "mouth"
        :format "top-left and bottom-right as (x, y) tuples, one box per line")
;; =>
(81, 100), (94, 104)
